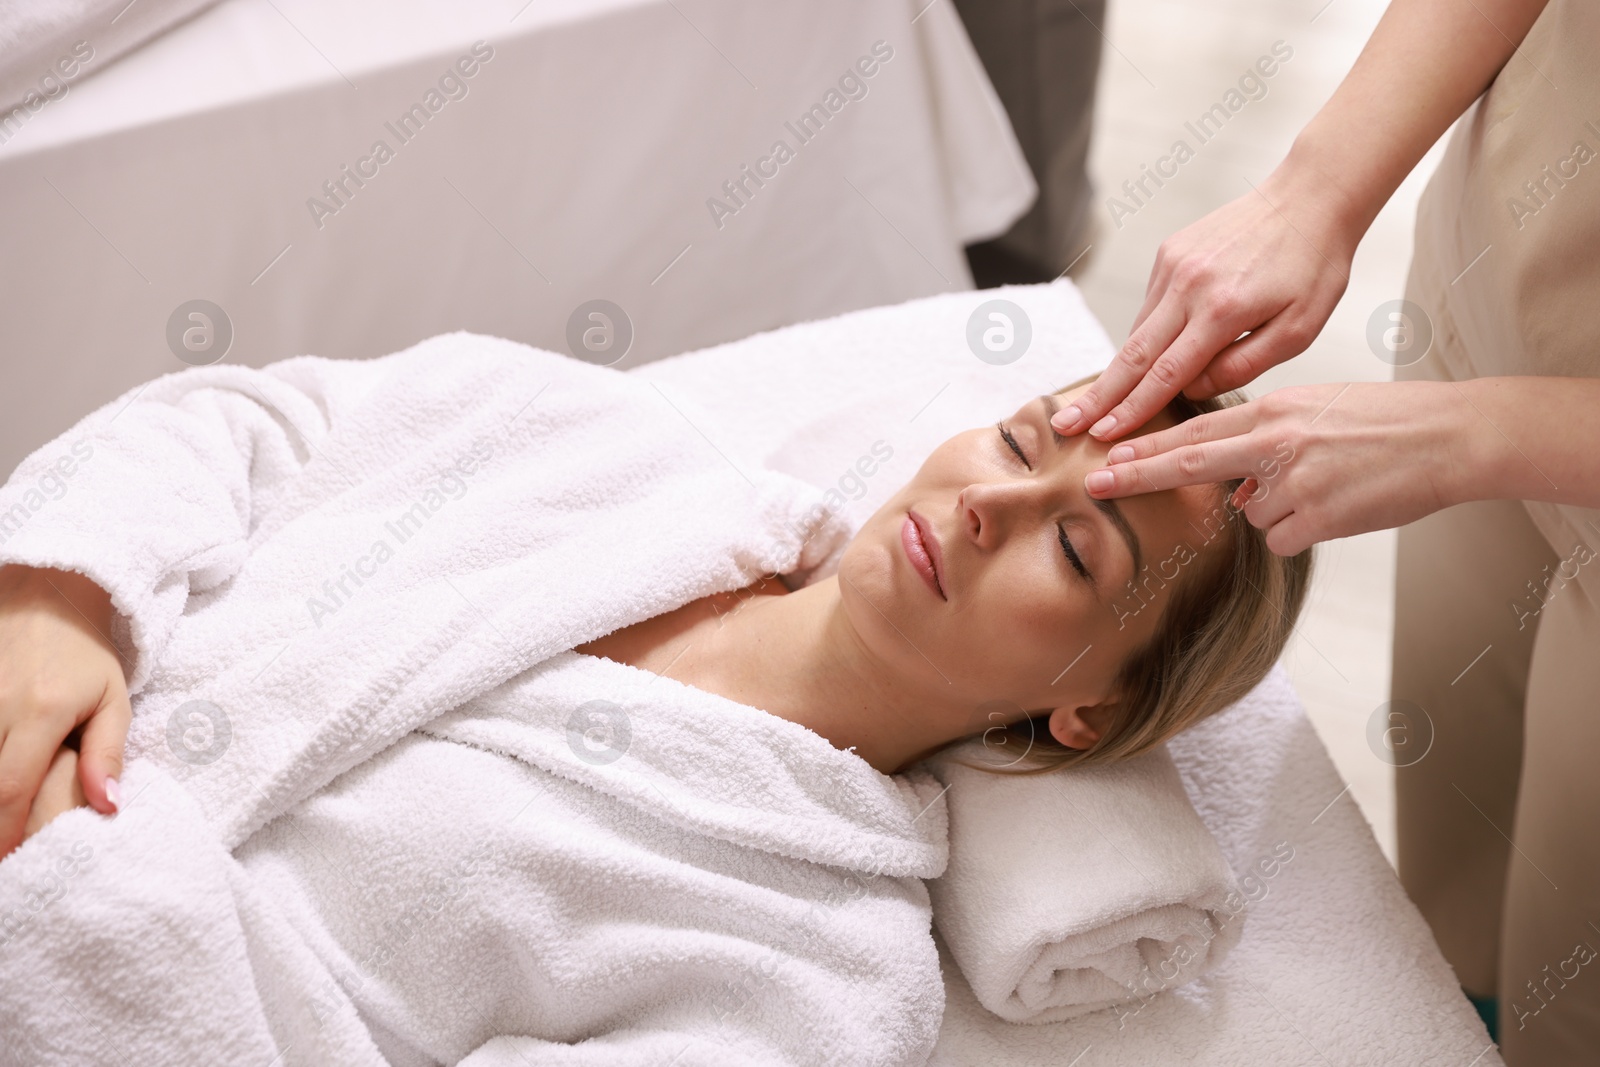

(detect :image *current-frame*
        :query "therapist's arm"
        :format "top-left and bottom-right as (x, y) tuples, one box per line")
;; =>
(1460, 376), (1600, 511)
(1054, 0), (1552, 441)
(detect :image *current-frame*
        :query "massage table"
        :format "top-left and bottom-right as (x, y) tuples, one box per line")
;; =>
(0, 0), (1033, 478)
(635, 279), (1504, 1066)
(0, 270), (1499, 1060)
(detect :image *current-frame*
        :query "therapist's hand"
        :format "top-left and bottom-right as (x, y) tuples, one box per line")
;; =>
(1082, 381), (1478, 555)
(1052, 170), (1358, 442)
(0, 565), (128, 859)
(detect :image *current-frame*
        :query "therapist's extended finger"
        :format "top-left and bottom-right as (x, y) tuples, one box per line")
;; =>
(1181, 313), (1314, 401)
(1084, 435), (1259, 499)
(1052, 297), (1188, 436)
(1079, 304), (1267, 444)
(0, 724), (66, 857)
(1100, 403), (1262, 467)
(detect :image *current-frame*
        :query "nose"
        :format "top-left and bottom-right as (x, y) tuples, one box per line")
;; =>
(958, 480), (1028, 548)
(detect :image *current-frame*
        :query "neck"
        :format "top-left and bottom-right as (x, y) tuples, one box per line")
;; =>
(688, 576), (959, 775)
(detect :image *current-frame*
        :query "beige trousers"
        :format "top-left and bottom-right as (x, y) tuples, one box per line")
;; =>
(1392, 359), (1600, 1062)
(1393, 2), (1600, 1060)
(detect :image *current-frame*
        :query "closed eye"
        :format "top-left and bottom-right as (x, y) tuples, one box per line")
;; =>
(996, 421), (1030, 470)
(995, 422), (1091, 582)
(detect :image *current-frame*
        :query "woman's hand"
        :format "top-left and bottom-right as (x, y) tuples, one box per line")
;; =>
(21, 746), (89, 844)
(1081, 381), (1485, 555)
(0, 565), (129, 858)
(1052, 166), (1359, 442)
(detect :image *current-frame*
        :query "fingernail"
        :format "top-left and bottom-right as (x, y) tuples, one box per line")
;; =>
(1086, 470), (1114, 493)
(1089, 414), (1118, 438)
(1107, 444), (1134, 463)
(105, 776), (121, 812)
(1054, 405), (1082, 431)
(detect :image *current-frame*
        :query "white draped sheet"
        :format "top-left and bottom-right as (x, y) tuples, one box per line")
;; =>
(0, 0), (1034, 477)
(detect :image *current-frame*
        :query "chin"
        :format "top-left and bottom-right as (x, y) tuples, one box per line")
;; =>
(836, 528), (910, 634)
(836, 527), (891, 602)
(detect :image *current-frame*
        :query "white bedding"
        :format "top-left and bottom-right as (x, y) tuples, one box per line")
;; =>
(635, 280), (1504, 1066)
(0, 0), (219, 114)
(0, 0), (1034, 480)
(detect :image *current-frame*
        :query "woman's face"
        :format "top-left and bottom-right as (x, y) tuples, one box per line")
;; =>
(837, 384), (1228, 741)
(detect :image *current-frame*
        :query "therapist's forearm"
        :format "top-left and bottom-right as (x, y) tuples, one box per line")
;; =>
(1269, 0), (1549, 241)
(1453, 377), (1600, 512)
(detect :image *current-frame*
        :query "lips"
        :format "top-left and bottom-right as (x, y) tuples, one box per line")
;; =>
(902, 511), (946, 600)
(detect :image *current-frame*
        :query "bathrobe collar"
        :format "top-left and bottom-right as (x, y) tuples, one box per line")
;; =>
(423, 650), (950, 880)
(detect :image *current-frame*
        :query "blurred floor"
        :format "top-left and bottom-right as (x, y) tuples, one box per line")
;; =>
(1070, 0), (1456, 866)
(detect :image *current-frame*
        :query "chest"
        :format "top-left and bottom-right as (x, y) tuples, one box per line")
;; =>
(574, 576), (787, 676)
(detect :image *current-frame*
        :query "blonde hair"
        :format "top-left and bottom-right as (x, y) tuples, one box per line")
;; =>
(950, 372), (1314, 776)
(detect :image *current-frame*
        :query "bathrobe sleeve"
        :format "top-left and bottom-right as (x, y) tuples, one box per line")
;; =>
(0, 357), (382, 694)
(0, 765), (391, 1067)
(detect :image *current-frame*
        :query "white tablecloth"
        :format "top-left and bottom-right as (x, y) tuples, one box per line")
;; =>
(0, 0), (1033, 475)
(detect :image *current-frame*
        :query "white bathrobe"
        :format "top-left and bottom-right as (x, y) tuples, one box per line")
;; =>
(0, 334), (950, 1066)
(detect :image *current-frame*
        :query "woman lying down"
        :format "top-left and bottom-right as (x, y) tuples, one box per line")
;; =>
(0, 334), (1311, 1067)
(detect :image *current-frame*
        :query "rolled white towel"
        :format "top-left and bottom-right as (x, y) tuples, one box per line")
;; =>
(923, 738), (1248, 1024)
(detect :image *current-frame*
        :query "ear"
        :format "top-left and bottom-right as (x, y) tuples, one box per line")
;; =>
(1046, 702), (1117, 751)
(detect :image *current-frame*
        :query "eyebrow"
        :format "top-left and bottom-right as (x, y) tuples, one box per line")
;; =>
(1038, 394), (1144, 584)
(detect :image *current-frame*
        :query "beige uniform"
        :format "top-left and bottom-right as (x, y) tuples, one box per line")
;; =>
(1394, 0), (1600, 1060)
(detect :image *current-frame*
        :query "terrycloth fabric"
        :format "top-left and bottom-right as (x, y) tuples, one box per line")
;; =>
(0, 331), (843, 845)
(0, 332), (950, 1066)
(928, 666), (1505, 1067)
(242, 651), (945, 1066)
(922, 740), (1244, 1024)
